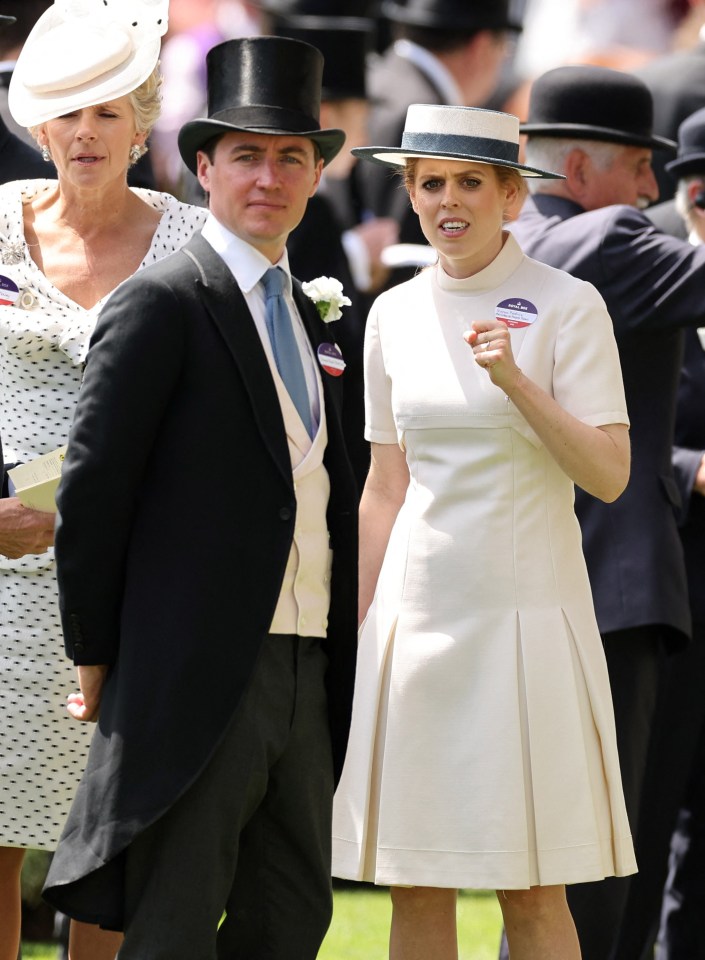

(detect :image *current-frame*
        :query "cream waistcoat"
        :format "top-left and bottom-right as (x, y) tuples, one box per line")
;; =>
(268, 350), (332, 638)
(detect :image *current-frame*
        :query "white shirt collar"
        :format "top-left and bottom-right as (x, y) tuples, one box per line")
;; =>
(200, 212), (292, 295)
(394, 39), (464, 107)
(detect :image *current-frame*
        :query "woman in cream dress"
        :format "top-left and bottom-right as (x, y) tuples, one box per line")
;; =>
(332, 104), (636, 959)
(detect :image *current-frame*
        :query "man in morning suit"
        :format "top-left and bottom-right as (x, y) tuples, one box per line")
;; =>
(499, 65), (705, 960)
(42, 36), (358, 960)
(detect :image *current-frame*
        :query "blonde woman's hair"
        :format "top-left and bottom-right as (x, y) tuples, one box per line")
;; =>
(29, 64), (163, 165)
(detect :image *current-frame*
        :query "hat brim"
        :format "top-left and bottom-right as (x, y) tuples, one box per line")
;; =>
(519, 122), (677, 154)
(178, 118), (346, 175)
(380, 0), (522, 32)
(7, 7), (163, 128)
(0, 16), (16, 26)
(665, 153), (705, 179)
(351, 145), (564, 179)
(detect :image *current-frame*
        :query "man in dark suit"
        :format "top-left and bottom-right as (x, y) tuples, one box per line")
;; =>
(360, 0), (522, 267)
(502, 64), (705, 960)
(613, 106), (705, 960)
(42, 36), (358, 959)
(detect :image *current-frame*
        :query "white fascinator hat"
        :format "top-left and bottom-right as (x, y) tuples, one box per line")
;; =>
(8, 0), (169, 128)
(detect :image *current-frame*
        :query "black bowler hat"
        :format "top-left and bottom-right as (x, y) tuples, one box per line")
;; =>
(381, 0), (522, 32)
(521, 65), (676, 153)
(665, 107), (705, 180)
(178, 36), (346, 175)
(271, 14), (373, 101)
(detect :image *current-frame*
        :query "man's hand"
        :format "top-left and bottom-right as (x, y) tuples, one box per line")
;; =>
(0, 498), (55, 559)
(694, 453), (705, 497)
(67, 665), (109, 723)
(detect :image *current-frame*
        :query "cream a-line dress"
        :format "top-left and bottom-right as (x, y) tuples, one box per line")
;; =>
(332, 233), (637, 890)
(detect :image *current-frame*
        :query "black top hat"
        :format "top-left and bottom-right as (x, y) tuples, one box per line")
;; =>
(178, 36), (346, 175)
(521, 65), (676, 153)
(255, 0), (376, 19)
(381, 0), (522, 32)
(665, 107), (705, 180)
(271, 14), (373, 101)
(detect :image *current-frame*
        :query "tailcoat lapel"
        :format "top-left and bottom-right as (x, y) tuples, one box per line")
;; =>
(292, 280), (344, 426)
(181, 234), (292, 486)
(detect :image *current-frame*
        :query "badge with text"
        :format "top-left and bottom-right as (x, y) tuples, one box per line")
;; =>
(317, 342), (345, 377)
(0, 275), (20, 307)
(495, 298), (538, 328)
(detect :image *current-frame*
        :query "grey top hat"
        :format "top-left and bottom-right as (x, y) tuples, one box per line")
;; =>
(353, 103), (563, 179)
(520, 65), (676, 153)
(178, 36), (346, 176)
(665, 107), (705, 180)
(381, 0), (522, 32)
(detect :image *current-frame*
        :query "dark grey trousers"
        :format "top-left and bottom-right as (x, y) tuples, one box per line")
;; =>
(117, 634), (334, 960)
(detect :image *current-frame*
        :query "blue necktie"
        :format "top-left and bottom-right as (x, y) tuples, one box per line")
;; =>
(261, 267), (313, 437)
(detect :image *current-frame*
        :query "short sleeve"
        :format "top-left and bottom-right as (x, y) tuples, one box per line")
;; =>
(552, 278), (629, 428)
(363, 298), (398, 444)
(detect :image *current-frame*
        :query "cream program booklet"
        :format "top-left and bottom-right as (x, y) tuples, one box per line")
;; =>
(8, 445), (67, 513)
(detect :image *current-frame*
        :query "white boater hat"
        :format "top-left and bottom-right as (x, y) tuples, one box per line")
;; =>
(353, 103), (564, 179)
(9, 0), (169, 128)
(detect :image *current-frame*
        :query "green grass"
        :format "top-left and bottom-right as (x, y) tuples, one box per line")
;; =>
(23, 887), (503, 959)
(320, 886), (503, 960)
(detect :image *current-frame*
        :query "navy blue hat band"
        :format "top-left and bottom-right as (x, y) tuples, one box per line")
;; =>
(400, 131), (519, 164)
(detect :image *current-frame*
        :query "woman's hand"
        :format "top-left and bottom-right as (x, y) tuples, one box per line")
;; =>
(0, 499), (55, 559)
(464, 319), (522, 394)
(464, 319), (630, 502)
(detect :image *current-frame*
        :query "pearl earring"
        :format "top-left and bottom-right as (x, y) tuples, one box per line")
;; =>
(41, 145), (52, 163)
(129, 144), (142, 163)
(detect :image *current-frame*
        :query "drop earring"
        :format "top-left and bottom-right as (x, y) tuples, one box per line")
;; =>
(129, 144), (142, 163)
(41, 144), (52, 163)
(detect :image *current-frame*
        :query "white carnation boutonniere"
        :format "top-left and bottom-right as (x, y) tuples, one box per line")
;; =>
(302, 275), (352, 323)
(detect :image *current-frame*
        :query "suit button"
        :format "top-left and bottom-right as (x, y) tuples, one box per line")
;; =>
(74, 642), (85, 654)
(279, 507), (292, 521)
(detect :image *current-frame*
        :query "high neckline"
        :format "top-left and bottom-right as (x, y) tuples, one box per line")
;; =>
(434, 231), (525, 294)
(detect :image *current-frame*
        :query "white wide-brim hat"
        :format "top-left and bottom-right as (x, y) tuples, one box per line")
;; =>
(9, 0), (169, 128)
(353, 103), (564, 179)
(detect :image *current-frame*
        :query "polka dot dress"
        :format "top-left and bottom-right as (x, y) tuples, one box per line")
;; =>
(0, 180), (207, 850)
